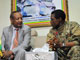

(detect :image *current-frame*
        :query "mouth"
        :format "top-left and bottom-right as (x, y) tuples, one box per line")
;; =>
(17, 22), (22, 28)
(18, 22), (22, 25)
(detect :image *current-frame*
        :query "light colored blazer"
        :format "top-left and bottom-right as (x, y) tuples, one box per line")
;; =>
(1, 24), (31, 54)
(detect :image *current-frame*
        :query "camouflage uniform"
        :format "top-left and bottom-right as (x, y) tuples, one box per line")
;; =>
(47, 21), (80, 60)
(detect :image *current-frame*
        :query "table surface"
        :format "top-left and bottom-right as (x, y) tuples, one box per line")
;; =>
(25, 52), (58, 60)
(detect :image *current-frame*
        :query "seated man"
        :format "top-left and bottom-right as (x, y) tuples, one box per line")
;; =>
(1, 11), (31, 60)
(47, 10), (80, 60)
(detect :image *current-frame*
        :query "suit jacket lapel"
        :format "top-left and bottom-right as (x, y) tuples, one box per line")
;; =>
(18, 27), (24, 45)
(8, 25), (13, 48)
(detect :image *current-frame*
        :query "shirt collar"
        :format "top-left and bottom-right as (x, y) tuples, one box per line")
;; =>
(12, 25), (19, 31)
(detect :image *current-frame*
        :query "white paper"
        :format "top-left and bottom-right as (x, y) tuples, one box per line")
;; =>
(32, 43), (49, 52)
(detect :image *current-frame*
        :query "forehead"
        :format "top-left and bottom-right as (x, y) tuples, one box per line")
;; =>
(13, 12), (22, 18)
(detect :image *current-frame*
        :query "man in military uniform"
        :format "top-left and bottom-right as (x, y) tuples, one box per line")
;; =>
(47, 10), (80, 60)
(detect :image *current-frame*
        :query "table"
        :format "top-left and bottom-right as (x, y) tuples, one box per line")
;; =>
(25, 51), (58, 60)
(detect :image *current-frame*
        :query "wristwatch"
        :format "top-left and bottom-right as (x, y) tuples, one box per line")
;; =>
(62, 43), (66, 47)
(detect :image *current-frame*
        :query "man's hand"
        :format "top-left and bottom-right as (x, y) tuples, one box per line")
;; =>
(53, 37), (59, 44)
(47, 40), (54, 45)
(10, 54), (14, 60)
(47, 40), (55, 48)
(2, 50), (14, 58)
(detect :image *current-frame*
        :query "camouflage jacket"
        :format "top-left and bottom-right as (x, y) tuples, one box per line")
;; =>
(46, 21), (80, 60)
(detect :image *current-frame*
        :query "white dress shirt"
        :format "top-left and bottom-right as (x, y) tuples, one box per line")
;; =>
(10, 26), (19, 50)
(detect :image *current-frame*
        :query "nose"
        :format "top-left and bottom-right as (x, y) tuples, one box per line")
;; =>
(19, 18), (22, 22)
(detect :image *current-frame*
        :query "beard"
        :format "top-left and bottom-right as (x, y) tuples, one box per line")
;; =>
(13, 23), (23, 28)
(14, 25), (22, 28)
(51, 24), (60, 29)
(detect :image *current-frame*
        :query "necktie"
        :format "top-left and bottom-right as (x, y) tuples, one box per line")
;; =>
(12, 28), (19, 49)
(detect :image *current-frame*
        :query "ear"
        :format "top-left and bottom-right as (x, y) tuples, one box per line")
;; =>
(10, 18), (13, 24)
(59, 17), (63, 22)
(59, 17), (62, 21)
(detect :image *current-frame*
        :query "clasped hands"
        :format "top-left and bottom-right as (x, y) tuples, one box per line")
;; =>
(47, 37), (62, 50)
(1, 50), (14, 59)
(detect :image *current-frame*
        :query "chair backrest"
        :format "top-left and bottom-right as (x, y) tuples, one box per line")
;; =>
(31, 30), (38, 37)
(33, 36), (46, 48)
(31, 30), (47, 49)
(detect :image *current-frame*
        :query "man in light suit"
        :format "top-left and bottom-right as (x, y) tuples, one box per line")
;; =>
(1, 11), (31, 60)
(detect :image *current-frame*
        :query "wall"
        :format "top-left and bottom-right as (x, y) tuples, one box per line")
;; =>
(0, 0), (11, 36)
(0, 0), (80, 36)
(68, 0), (80, 24)
(32, 27), (51, 36)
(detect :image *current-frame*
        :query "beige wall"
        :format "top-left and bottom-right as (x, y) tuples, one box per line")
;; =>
(0, 0), (11, 36)
(0, 0), (80, 36)
(68, 0), (80, 24)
